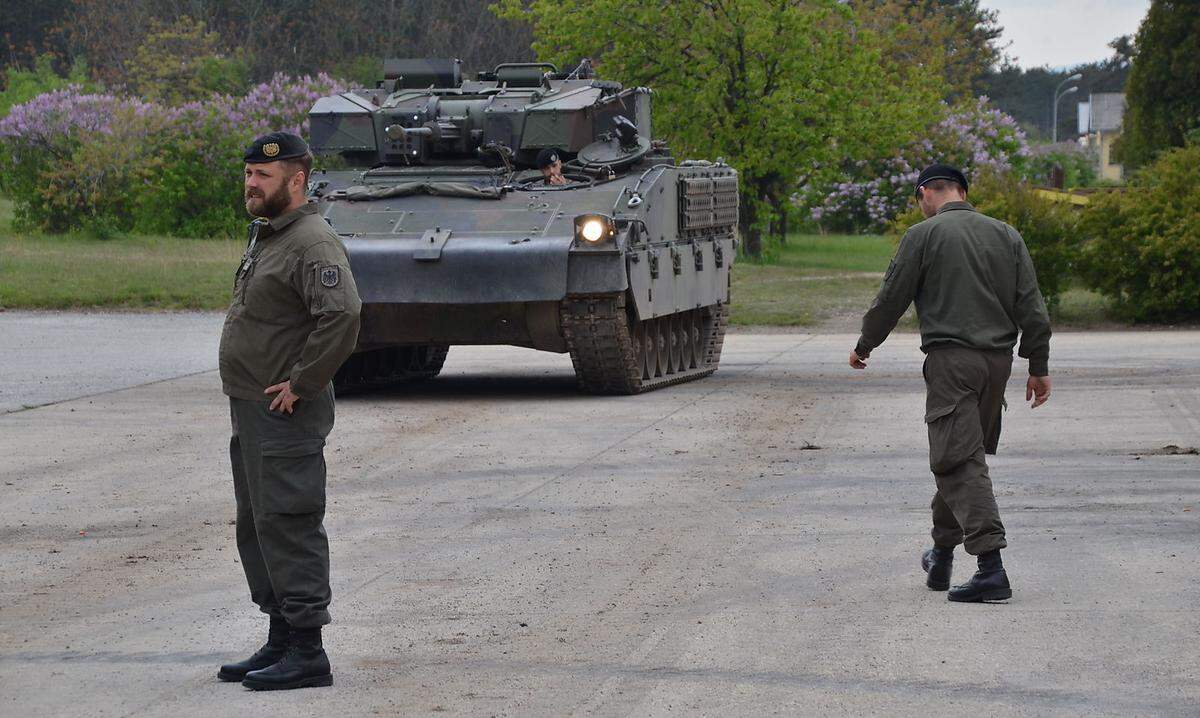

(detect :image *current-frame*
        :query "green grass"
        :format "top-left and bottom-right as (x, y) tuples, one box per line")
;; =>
(731, 234), (897, 326)
(0, 197), (241, 310)
(729, 232), (1119, 328)
(1052, 285), (1117, 327)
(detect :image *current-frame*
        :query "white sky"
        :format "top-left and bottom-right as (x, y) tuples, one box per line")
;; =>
(983, 0), (1151, 68)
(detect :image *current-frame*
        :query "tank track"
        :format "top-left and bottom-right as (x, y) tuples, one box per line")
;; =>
(561, 293), (729, 395)
(333, 344), (449, 393)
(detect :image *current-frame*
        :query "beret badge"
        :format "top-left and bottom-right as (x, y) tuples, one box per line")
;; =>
(262, 142), (280, 158)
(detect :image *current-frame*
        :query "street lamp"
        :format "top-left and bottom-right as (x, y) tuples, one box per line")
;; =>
(1052, 73), (1083, 143)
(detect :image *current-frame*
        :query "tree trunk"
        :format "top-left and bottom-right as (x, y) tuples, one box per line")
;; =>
(768, 192), (789, 245)
(738, 193), (761, 257)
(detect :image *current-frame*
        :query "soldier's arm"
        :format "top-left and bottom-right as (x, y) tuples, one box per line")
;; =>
(1010, 228), (1051, 377)
(854, 230), (922, 358)
(289, 240), (362, 398)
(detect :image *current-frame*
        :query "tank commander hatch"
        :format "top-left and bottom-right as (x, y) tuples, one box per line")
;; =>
(536, 148), (569, 185)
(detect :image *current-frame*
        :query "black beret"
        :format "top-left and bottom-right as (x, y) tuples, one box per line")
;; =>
(535, 147), (561, 169)
(244, 131), (309, 163)
(915, 163), (968, 196)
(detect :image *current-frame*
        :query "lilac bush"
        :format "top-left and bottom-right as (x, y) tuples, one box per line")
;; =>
(806, 98), (1030, 231)
(0, 73), (345, 236)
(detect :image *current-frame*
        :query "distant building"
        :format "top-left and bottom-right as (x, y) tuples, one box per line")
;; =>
(1077, 93), (1126, 182)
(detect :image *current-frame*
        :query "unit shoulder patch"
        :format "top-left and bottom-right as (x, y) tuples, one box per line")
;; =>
(319, 265), (340, 288)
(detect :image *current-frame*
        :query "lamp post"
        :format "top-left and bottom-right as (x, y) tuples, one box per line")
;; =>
(1052, 73), (1083, 143)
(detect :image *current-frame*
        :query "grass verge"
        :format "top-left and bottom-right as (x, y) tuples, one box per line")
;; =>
(731, 234), (896, 327)
(0, 197), (241, 310)
(731, 232), (1118, 329)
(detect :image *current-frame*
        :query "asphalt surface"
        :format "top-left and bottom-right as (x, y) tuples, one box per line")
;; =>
(1, 312), (1198, 717)
(0, 311), (223, 413)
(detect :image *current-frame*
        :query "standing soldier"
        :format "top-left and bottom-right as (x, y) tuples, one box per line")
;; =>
(849, 164), (1051, 602)
(217, 131), (361, 688)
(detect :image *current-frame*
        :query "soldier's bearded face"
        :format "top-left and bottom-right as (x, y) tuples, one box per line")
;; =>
(244, 164), (294, 219)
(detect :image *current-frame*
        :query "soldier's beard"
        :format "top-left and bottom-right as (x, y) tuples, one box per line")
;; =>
(245, 183), (292, 219)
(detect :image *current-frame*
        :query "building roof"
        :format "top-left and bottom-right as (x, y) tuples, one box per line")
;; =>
(1089, 93), (1125, 132)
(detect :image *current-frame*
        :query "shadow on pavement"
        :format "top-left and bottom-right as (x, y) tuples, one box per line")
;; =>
(336, 373), (586, 403)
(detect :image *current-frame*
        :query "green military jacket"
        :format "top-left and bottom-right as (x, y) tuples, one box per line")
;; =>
(855, 201), (1052, 376)
(219, 203), (362, 401)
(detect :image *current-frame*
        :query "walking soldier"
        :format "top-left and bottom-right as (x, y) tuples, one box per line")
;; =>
(849, 163), (1052, 602)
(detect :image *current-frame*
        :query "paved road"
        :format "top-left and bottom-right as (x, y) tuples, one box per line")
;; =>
(1, 314), (1198, 716)
(0, 311), (224, 413)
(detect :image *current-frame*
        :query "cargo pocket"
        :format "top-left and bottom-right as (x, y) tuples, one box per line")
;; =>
(926, 401), (982, 474)
(259, 437), (327, 514)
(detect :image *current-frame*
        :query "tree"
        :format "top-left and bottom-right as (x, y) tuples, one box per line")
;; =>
(1114, 0), (1200, 170)
(495, 0), (939, 256)
(54, 0), (534, 88)
(0, 54), (93, 117)
(0, 0), (72, 70)
(850, 0), (1003, 100)
(126, 17), (249, 104)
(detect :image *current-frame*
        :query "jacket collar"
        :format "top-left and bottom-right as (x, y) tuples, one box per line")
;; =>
(936, 200), (975, 215)
(266, 202), (318, 233)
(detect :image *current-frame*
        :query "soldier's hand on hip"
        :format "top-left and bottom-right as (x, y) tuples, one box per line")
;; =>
(265, 380), (301, 414)
(849, 350), (868, 370)
(1026, 375), (1051, 408)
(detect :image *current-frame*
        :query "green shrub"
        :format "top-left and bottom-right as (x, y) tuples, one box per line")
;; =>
(1024, 142), (1100, 188)
(128, 121), (246, 238)
(0, 55), (95, 118)
(890, 172), (1080, 311)
(0, 74), (344, 238)
(1077, 144), (1200, 321)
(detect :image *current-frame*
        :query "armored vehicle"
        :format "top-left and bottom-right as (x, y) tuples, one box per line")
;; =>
(307, 58), (737, 394)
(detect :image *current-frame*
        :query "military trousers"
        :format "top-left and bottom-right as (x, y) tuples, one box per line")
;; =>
(229, 384), (335, 628)
(922, 346), (1011, 555)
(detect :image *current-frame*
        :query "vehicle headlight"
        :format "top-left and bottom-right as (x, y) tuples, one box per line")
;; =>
(574, 214), (615, 246)
(581, 219), (605, 242)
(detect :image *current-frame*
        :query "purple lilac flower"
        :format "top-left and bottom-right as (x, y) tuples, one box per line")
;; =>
(809, 97), (1028, 230)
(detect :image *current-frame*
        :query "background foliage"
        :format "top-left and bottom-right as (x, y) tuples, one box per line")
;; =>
(1113, 0), (1200, 170)
(0, 54), (93, 117)
(0, 74), (343, 237)
(1078, 143), (1200, 321)
(809, 98), (1029, 231)
(1023, 142), (1099, 189)
(125, 17), (250, 105)
(1, 0), (532, 88)
(850, 0), (1002, 101)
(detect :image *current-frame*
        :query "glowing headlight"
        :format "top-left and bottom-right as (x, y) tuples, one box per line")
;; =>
(580, 219), (605, 242)
(573, 214), (616, 247)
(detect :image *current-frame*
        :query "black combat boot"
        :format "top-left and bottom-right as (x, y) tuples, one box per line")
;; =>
(218, 615), (290, 682)
(948, 549), (1012, 602)
(921, 545), (955, 591)
(241, 626), (333, 690)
